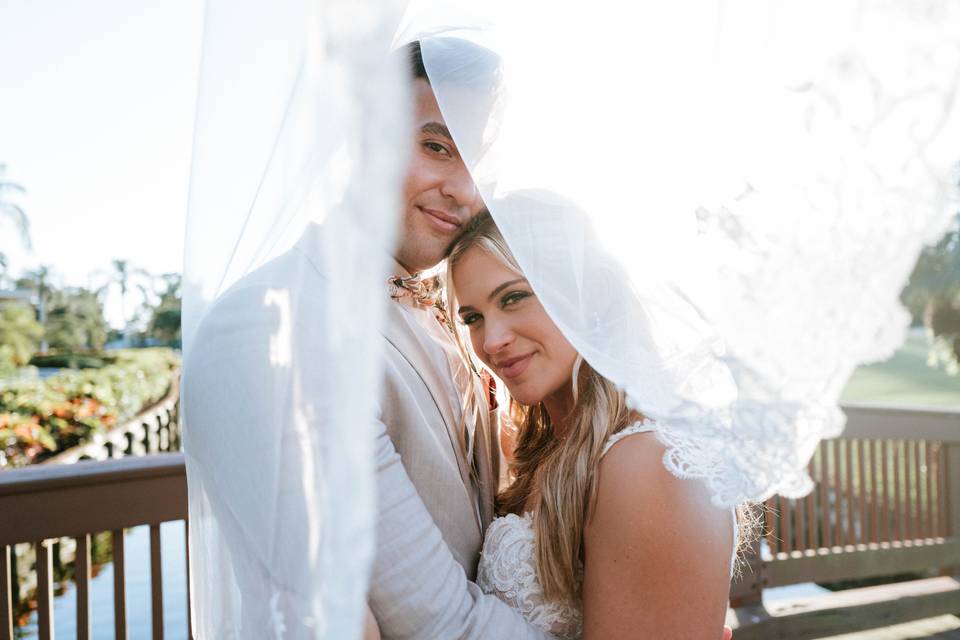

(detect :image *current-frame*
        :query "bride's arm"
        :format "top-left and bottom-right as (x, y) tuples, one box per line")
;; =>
(581, 433), (733, 639)
(363, 604), (381, 640)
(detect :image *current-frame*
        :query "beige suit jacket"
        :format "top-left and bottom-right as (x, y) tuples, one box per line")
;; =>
(183, 224), (547, 639)
(370, 266), (548, 639)
(379, 297), (500, 576)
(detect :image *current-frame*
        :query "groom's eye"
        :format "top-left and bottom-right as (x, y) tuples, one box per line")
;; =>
(423, 141), (451, 156)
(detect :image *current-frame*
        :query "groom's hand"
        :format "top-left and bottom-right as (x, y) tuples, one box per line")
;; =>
(723, 625), (733, 640)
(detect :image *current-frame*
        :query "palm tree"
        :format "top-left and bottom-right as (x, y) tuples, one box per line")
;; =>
(95, 259), (153, 331)
(16, 266), (54, 352)
(0, 164), (30, 288)
(0, 164), (31, 251)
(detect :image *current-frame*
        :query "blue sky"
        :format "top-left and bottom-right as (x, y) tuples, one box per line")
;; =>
(1, 0), (203, 324)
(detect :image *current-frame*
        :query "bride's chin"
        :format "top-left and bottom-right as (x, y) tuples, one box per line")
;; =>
(506, 385), (543, 408)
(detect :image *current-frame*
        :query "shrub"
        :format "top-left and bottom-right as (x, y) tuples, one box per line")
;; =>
(0, 348), (179, 468)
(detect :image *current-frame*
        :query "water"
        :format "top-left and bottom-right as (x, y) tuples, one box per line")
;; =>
(19, 521), (188, 639)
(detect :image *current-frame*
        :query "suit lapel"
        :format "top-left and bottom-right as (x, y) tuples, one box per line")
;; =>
(380, 301), (477, 506)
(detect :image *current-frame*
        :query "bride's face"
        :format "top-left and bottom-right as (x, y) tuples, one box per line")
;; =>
(395, 79), (484, 273)
(453, 246), (579, 412)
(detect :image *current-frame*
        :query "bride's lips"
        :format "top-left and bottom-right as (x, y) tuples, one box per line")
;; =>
(496, 352), (534, 380)
(418, 205), (460, 234)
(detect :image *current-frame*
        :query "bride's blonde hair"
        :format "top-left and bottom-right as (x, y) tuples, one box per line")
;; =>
(446, 211), (638, 602)
(447, 211), (757, 602)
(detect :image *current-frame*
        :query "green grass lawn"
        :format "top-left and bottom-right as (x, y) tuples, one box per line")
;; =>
(840, 329), (960, 407)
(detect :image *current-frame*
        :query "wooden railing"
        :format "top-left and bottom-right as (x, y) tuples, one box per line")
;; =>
(2, 402), (958, 639)
(1, 376), (184, 640)
(0, 454), (189, 640)
(730, 403), (960, 639)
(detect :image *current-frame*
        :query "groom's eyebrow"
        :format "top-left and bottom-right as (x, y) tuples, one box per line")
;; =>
(421, 121), (453, 140)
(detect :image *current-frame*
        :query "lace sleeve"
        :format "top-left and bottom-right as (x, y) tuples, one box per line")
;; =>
(601, 420), (657, 457)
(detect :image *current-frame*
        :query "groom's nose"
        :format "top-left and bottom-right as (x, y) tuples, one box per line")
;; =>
(439, 163), (480, 212)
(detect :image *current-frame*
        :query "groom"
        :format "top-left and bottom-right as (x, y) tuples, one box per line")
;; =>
(362, 40), (549, 638)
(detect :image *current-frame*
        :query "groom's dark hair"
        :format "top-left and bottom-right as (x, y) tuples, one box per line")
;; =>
(405, 41), (429, 83)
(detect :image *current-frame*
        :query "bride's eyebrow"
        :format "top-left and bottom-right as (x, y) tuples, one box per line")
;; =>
(458, 278), (530, 315)
(487, 278), (527, 301)
(420, 121), (453, 141)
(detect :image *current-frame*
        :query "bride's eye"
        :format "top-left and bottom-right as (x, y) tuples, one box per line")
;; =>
(501, 290), (531, 308)
(460, 312), (482, 326)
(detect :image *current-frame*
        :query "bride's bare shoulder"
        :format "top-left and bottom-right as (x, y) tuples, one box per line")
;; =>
(590, 431), (724, 530)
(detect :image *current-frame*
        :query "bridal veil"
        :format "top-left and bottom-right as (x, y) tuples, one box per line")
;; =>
(183, 0), (960, 636)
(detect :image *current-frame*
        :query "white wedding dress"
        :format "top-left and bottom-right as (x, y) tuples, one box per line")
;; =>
(476, 421), (737, 640)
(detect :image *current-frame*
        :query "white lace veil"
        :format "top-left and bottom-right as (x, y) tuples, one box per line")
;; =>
(182, 0), (407, 637)
(406, 1), (960, 507)
(182, 0), (960, 637)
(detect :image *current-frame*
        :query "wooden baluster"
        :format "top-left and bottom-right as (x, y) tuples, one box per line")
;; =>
(937, 442), (953, 538)
(833, 439), (844, 547)
(894, 440), (904, 541)
(780, 494), (793, 553)
(186, 521), (193, 640)
(857, 439), (867, 545)
(806, 458), (817, 550)
(916, 440), (926, 540)
(795, 492), (806, 552)
(765, 498), (779, 555)
(906, 440), (917, 541)
(1, 545), (12, 640)
(881, 440), (891, 543)
(869, 439), (879, 544)
(926, 441), (936, 540)
(928, 440), (936, 539)
(150, 525), (164, 640)
(845, 439), (855, 545)
(818, 446), (830, 548)
(76, 534), (91, 640)
(113, 530), (127, 640)
(36, 539), (54, 640)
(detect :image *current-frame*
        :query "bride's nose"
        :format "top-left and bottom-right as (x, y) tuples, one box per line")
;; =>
(483, 317), (515, 356)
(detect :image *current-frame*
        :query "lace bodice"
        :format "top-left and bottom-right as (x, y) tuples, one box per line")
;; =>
(476, 421), (656, 639)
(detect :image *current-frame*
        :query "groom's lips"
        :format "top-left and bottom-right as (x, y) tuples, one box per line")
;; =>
(418, 205), (461, 234)
(496, 352), (534, 380)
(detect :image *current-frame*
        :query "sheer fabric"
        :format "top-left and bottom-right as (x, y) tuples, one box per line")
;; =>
(182, 0), (407, 637)
(411, 0), (960, 507)
(181, 1), (960, 637)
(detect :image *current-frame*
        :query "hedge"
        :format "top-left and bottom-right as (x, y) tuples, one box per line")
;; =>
(0, 348), (180, 468)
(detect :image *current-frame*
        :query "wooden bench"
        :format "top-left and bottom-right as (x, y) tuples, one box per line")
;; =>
(728, 403), (960, 639)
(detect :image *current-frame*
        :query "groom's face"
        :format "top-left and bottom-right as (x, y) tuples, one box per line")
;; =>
(395, 79), (483, 273)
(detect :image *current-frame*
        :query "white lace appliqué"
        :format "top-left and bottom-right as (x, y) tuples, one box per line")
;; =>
(476, 421), (656, 639)
(477, 512), (582, 640)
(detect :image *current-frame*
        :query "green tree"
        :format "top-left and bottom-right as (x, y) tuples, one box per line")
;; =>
(0, 302), (44, 375)
(44, 287), (108, 351)
(96, 259), (152, 330)
(901, 213), (960, 372)
(145, 273), (181, 346)
(15, 266), (54, 350)
(0, 164), (31, 286)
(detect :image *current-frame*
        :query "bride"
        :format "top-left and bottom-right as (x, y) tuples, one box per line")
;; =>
(445, 209), (742, 639)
